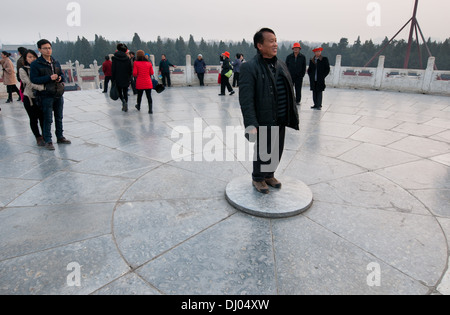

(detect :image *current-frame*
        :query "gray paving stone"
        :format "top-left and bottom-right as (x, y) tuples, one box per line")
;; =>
(0, 203), (114, 261)
(272, 214), (429, 295)
(0, 235), (130, 295)
(136, 213), (276, 295)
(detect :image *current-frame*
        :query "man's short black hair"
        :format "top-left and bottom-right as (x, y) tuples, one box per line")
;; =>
(117, 43), (128, 53)
(37, 39), (52, 49)
(253, 28), (276, 50)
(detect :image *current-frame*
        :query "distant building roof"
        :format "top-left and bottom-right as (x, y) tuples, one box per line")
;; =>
(1, 44), (37, 51)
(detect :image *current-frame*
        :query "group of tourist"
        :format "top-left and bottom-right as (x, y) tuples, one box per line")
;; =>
(1, 40), (71, 150)
(102, 43), (177, 113)
(1, 30), (331, 198)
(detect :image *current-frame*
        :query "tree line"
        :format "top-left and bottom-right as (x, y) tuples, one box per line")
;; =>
(50, 33), (450, 70)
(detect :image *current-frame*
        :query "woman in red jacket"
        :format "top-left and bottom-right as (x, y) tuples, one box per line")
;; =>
(133, 50), (154, 113)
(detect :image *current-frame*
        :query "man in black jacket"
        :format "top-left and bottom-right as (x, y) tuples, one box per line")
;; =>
(285, 43), (306, 105)
(307, 47), (330, 110)
(158, 54), (176, 87)
(239, 28), (299, 194)
(112, 43), (132, 112)
(30, 39), (71, 150)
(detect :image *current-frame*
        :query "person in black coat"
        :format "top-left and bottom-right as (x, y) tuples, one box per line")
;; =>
(239, 28), (299, 194)
(285, 43), (306, 105)
(219, 51), (235, 96)
(112, 43), (132, 112)
(307, 47), (330, 110)
(158, 54), (176, 87)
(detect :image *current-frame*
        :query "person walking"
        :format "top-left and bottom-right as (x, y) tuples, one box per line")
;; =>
(239, 28), (299, 194)
(19, 49), (45, 146)
(16, 47), (28, 82)
(158, 54), (176, 87)
(30, 39), (71, 150)
(232, 53), (243, 87)
(219, 51), (235, 96)
(102, 55), (112, 93)
(286, 43), (306, 105)
(133, 50), (154, 114)
(1, 51), (21, 103)
(112, 43), (132, 112)
(307, 47), (330, 110)
(194, 54), (206, 86)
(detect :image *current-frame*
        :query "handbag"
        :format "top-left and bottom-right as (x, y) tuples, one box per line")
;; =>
(109, 81), (119, 100)
(217, 74), (221, 84)
(154, 83), (165, 94)
(224, 70), (233, 78)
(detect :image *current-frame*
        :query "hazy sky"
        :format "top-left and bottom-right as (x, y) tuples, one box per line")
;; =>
(1, 0), (449, 45)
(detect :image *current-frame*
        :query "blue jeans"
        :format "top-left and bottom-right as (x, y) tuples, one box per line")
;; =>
(41, 96), (64, 143)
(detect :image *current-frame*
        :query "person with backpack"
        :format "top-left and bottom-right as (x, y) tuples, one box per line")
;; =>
(219, 51), (235, 96)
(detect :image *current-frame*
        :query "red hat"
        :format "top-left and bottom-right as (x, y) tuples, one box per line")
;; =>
(292, 43), (301, 49)
(222, 51), (230, 58)
(312, 47), (323, 52)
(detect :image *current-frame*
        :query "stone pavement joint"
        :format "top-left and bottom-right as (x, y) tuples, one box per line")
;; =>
(0, 86), (449, 295)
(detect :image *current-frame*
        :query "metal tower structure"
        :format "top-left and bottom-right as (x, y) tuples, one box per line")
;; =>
(364, 0), (436, 69)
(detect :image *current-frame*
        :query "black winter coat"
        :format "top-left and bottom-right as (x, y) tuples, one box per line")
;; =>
(30, 56), (65, 97)
(112, 51), (132, 88)
(239, 53), (299, 130)
(221, 57), (233, 76)
(307, 56), (330, 92)
(285, 53), (306, 81)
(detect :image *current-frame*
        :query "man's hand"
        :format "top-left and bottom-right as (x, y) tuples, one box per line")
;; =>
(50, 74), (59, 81)
(248, 127), (258, 135)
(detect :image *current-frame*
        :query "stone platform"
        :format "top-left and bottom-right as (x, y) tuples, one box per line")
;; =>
(225, 176), (313, 218)
(0, 86), (449, 295)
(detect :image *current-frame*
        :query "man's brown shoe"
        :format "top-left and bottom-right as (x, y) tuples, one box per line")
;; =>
(253, 180), (270, 194)
(57, 137), (71, 144)
(44, 142), (55, 151)
(265, 177), (282, 189)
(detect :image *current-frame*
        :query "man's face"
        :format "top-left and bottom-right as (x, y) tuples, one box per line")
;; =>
(258, 32), (278, 58)
(39, 43), (52, 58)
(293, 47), (300, 54)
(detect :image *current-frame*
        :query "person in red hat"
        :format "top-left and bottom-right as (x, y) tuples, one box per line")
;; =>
(307, 47), (330, 110)
(285, 42), (306, 105)
(219, 51), (235, 96)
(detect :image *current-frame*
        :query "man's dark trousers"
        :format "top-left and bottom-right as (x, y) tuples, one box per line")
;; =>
(293, 77), (303, 103)
(162, 72), (171, 87)
(312, 83), (323, 108)
(252, 125), (286, 182)
(41, 96), (64, 144)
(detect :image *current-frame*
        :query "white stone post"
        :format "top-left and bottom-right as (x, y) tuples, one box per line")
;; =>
(185, 54), (192, 86)
(75, 60), (82, 89)
(333, 55), (342, 87)
(93, 60), (100, 89)
(374, 55), (385, 90)
(422, 57), (435, 94)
